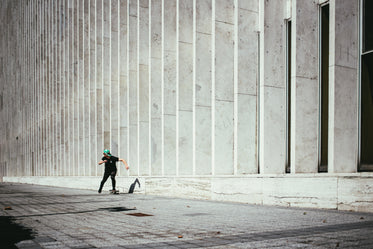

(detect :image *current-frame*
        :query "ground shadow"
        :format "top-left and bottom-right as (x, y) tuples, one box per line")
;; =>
(0, 216), (35, 249)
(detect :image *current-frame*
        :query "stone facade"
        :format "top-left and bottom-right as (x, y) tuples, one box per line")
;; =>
(1, 0), (372, 212)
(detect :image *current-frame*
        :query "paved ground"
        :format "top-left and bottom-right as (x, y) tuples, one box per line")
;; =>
(1, 183), (373, 249)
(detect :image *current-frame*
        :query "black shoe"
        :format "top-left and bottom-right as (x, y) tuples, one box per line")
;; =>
(98, 189), (102, 194)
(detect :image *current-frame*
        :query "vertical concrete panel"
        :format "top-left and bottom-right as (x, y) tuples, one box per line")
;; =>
(128, 0), (138, 175)
(163, 0), (177, 176)
(329, 0), (358, 173)
(83, 0), (90, 176)
(195, 0), (212, 175)
(150, 0), (162, 175)
(215, 0), (234, 24)
(259, 0), (286, 174)
(164, 115), (176, 175)
(215, 101), (234, 175)
(90, 0), (97, 176)
(73, 0), (80, 176)
(151, 117), (162, 174)
(178, 1), (193, 175)
(139, 3), (150, 175)
(215, 10), (234, 175)
(237, 6), (258, 174)
(195, 106), (212, 175)
(119, 0), (128, 166)
(237, 94), (258, 174)
(261, 86), (286, 173)
(215, 22), (234, 102)
(292, 0), (319, 173)
(103, 0), (111, 150)
(111, 0), (119, 160)
(96, 0), (104, 171)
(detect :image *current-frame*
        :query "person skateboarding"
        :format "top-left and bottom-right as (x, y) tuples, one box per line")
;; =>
(98, 149), (129, 194)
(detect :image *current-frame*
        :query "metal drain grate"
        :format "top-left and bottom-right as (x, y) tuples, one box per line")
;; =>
(126, 213), (153, 217)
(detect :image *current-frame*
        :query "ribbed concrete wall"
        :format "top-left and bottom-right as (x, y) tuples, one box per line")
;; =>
(0, 0), (259, 178)
(1, 0), (373, 213)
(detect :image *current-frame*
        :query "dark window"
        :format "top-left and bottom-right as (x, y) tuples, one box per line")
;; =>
(363, 0), (373, 52)
(360, 0), (373, 171)
(286, 20), (291, 173)
(319, 4), (329, 172)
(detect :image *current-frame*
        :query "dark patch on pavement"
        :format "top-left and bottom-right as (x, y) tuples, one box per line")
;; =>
(0, 216), (35, 249)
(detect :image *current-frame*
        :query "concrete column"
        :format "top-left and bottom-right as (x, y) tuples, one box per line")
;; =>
(236, 0), (259, 174)
(129, 0), (139, 175)
(139, 0), (150, 176)
(328, 0), (359, 173)
(178, 0), (193, 176)
(195, 0), (212, 176)
(84, 0), (90, 176)
(73, 0), (79, 176)
(90, 0), (97, 176)
(259, 0), (286, 174)
(163, 0), (177, 176)
(111, 0), (119, 171)
(96, 0), (104, 175)
(150, 0), (162, 175)
(119, 0), (128, 175)
(291, 0), (319, 173)
(103, 0), (111, 150)
(214, 0), (235, 175)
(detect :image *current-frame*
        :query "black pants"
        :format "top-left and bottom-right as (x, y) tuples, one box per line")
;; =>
(99, 170), (117, 192)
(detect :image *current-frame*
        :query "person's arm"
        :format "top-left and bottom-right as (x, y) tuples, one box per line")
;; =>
(98, 159), (107, 165)
(119, 158), (129, 170)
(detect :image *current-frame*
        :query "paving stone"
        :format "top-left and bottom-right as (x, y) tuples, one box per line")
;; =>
(1, 183), (373, 249)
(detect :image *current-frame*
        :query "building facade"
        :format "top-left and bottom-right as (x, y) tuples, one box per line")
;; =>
(1, 0), (372, 212)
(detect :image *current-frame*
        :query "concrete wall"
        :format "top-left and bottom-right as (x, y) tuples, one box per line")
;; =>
(1, 0), (372, 212)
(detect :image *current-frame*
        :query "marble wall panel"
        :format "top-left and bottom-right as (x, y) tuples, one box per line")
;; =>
(179, 0), (193, 43)
(237, 94), (257, 174)
(164, 51), (177, 115)
(139, 122), (150, 176)
(292, 77), (319, 173)
(262, 177), (338, 209)
(338, 177), (373, 212)
(328, 1), (359, 173)
(215, 100), (234, 175)
(212, 177), (262, 204)
(333, 0), (358, 69)
(139, 4), (149, 66)
(238, 9), (258, 95)
(179, 110), (193, 175)
(238, 0), (258, 12)
(329, 66), (358, 173)
(195, 106), (212, 175)
(119, 126), (128, 164)
(215, 0), (234, 24)
(260, 86), (285, 174)
(129, 124), (138, 175)
(196, 32), (211, 107)
(196, 0), (211, 34)
(164, 115), (177, 176)
(128, 15), (137, 71)
(215, 22), (234, 102)
(151, 117), (162, 175)
(151, 0), (162, 59)
(151, 58), (162, 118)
(164, 0), (176, 51)
(178, 42), (193, 111)
(139, 64), (149, 122)
(119, 75), (128, 126)
(294, 0), (318, 79)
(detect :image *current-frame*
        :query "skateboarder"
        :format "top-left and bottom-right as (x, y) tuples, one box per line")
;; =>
(98, 149), (129, 194)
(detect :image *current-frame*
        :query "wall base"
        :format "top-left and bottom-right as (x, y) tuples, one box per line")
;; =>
(4, 174), (373, 213)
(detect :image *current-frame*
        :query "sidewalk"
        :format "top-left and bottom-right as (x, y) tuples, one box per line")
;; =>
(1, 182), (373, 249)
